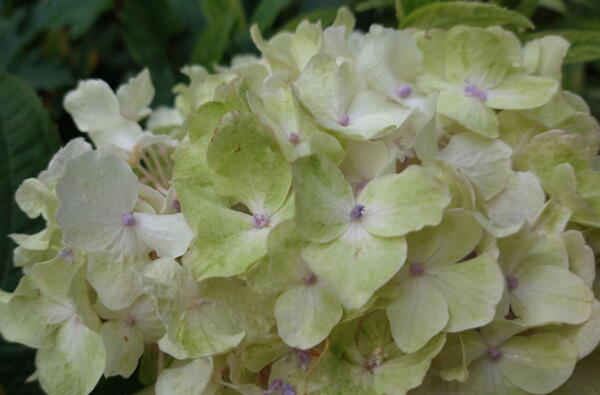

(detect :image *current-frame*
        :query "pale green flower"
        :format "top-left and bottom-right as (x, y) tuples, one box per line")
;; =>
(56, 150), (193, 259)
(294, 154), (450, 310)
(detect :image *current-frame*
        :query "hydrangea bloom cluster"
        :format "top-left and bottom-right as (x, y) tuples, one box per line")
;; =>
(3, 8), (600, 395)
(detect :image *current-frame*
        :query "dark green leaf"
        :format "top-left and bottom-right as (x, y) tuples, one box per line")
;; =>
(251, 0), (295, 30)
(191, 14), (236, 69)
(31, 0), (112, 38)
(280, 8), (339, 31)
(400, 1), (534, 29)
(119, 0), (179, 105)
(0, 72), (61, 290)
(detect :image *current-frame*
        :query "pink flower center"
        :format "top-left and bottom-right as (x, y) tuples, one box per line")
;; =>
(395, 85), (413, 98)
(410, 263), (425, 276)
(253, 213), (270, 228)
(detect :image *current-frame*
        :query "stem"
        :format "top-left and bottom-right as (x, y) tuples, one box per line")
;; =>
(157, 349), (164, 375)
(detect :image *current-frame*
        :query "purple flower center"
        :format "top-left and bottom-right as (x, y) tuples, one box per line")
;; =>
(253, 213), (270, 228)
(297, 350), (311, 370)
(288, 133), (300, 145)
(357, 180), (369, 192)
(464, 84), (487, 102)
(350, 204), (365, 220)
(303, 273), (317, 285)
(338, 114), (350, 126)
(410, 263), (425, 276)
(395, 85), (413, 99)
(506, 275), (519, 290)
(265, 379), (296, 395)
(172, 199), (181, 213)
(488, 347), (501, 361)
(121, 213), (136, 226)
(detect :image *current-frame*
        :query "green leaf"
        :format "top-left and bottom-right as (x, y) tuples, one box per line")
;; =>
(551, 30), (600, 64)
(401, 2), (534, 29)
(0, 72), (60, 290)
(280, 8), (339, 32)
(191, 14), (236, 69)
(251, 0), (295, 31)
(119, 0), (179, 105)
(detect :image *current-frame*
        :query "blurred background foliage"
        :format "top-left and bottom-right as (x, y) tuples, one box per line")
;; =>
(2, 0), (600, 393)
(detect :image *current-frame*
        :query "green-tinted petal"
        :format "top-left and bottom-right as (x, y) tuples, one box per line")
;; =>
(499, 333), (577, 394)
(563, 230), (595, 288)
(438, 91), (498, 138)
(247, 220), (311, 294)
(15, 178), (57, 220)
(386, 275), (448, 353)
(429, 254), (504, 332)
(275, 283), (342, 350)
(207, 112), (291, 214)
(184, 201), (269, 280)
(486, 74), (558, 110)
(36, 317), (106, 395)
(116, 69), (154, 121)
(358, 166), (450, 238)
(511, 265), (593, 325)
(292, 154), (353, 243)
(87, 253), (144, 311)
(554, 299), (600, 359)
(439, 133), (512, 200)
(63, 79), (122, 131)
(373, 333), (446, 395)
(553, 349), (600, 395)
(56, 151), (138, 254)
(133, 212), (193, 258)
(479, 171), (545, 237)
(293, 55), (357, 131)
(38, 137), (92, 187)
(302, 227), (407, 310)
(101, 320), (144, 378)
(155, 358), (213, 395)
(407, 209), (483, 267)
(444, 27), (509, 87)
(241, 336), (289, 373)
(339, 140), (398, 188)
(523, 36), (570, 80)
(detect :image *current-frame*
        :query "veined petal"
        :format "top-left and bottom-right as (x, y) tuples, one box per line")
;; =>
(116, 68), (155, 121)
(438, 91), (498, 138)
(292, 154), (353, 243)
(358, 166), (450, 237)
(36, 317), (106, 395)
(428, 254), (504, 332)
(486, 74), (558, 110)
(101, 320), (144, 378)
(155, 358), (213, 395)
(133, 212), (193, 258)
(499, 333), (577, 394)
(56, 151), (138, 253)
(275, 283), (342, 350)
(439, 132), (512, 200)
(511, 265), (593, 326)
(302, 225), (407, 310)
(386, 275), (448, 353)
(63, 79), (122, 131)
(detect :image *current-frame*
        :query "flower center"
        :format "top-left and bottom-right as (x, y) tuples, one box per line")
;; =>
(350, 204), (365, 220)
(252, 213), (270, 228)
(303, 273), (317, 285)
(288, 133), (300, 145)
(464, 84), (487, 102)
(488, 347), (501, 361)
(395, 84), (413, 99)
(172, 199), (181, 213)
(410, 263), (425, 276)
(125, 316), (136, 326)
(506, 275), (519, 290)
(121, 213), (136, 226)
(338, 114), (350, 126)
